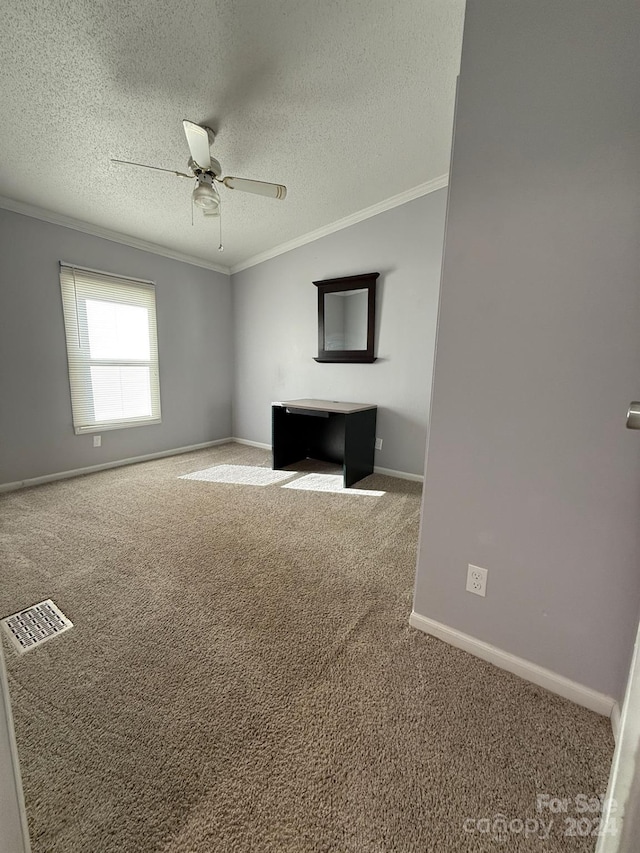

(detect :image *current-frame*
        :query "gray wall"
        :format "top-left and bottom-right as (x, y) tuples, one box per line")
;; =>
(0, 209), (233, 485)
(414, 0), (640, 701)
(231, 191), (447, 477)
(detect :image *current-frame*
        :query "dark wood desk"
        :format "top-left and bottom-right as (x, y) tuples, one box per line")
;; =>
(272, 399), (377, 488)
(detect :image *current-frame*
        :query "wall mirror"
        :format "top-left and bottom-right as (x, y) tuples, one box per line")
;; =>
(313, 272), (379, 363)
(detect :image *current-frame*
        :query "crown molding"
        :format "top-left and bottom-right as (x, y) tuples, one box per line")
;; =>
(0, 195), (231, 275)
(0, 174), (448, 278)
(229, 173), (449, 275)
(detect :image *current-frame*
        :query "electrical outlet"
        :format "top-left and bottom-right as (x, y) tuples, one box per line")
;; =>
(375, 437), (383, 450)
(93, 435), (101, 448)
(466, 564), (488, 597)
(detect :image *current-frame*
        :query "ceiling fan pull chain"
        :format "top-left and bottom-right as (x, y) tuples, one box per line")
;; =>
(218, 209), (223, 252)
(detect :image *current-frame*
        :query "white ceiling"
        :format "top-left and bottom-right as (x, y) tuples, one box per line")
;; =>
(0, 0), (464, 272)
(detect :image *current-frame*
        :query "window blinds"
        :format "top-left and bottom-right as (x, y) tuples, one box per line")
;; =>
(59, 264), (161, 434)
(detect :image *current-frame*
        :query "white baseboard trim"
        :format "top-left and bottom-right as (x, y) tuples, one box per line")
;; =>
(610, 701), (621, 742)
(231, 439), (424, 482)
(1, 437), (426, 492)
(409, 611), (616, 718)
(374, 465), (423, 483)
(231, 437), (272, 451)
(0, 438), (233, 493)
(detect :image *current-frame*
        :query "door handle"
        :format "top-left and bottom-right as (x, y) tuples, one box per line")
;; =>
(626, 402), (640, 429)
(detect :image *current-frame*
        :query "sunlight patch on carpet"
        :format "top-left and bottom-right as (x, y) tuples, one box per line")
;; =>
(179, 464), (296, 486)
(282, 473), (385, 496)
(1, 600), (73, 654)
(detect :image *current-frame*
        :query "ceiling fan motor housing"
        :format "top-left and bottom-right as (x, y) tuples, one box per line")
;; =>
(188, 157), (221, 178)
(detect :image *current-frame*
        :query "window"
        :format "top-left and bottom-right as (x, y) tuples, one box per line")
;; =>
(59, 264), (161, 434)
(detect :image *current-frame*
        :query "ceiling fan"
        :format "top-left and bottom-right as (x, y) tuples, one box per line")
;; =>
(111, 120), (287, 248)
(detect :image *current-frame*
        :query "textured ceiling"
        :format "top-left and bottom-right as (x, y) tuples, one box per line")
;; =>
(0, 0), (464, 271)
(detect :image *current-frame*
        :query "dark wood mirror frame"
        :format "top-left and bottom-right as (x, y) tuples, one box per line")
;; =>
(313, 272), (379, 363)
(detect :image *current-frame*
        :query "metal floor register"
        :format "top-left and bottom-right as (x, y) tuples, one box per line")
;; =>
(1, 599), (73, 654)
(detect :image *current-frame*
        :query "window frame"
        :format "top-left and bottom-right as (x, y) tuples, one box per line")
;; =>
(59, 264), (162, 435)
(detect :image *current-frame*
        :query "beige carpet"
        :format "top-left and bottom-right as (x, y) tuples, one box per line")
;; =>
(0, 443), (614, 852)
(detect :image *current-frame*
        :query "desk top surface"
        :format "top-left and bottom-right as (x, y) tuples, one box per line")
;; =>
(275, 398), (376, 414)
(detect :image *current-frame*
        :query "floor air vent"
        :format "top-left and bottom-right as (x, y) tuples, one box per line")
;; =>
(1, 599), (73, 654)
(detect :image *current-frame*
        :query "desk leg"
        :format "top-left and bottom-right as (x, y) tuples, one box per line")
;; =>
(272, 406), (307, 470)
(343, 409), (377, 487)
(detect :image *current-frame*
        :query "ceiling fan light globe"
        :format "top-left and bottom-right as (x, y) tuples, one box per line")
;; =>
(192, 182), (220, 212)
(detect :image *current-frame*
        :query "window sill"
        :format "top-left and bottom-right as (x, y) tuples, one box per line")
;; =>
(74, 417), (162, 436)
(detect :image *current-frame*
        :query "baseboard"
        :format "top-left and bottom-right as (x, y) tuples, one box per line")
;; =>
(0, 438), (233, 493)
(610, 701), (621, 742)
(374, 465), (423, 483)
(409, 611), (616, 718)
(231, 437), (272, 451)
(231, 439), (424, 481)
(1, 438), (425, 492)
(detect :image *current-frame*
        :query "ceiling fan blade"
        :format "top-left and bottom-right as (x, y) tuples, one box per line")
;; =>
(111, 159), (192, 179)
(222, 176), (287, 200)
(182, 120), (211, 170)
